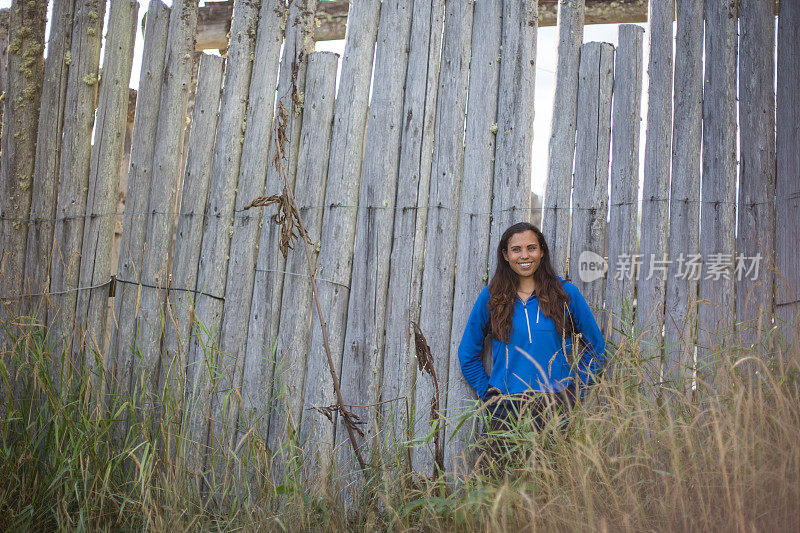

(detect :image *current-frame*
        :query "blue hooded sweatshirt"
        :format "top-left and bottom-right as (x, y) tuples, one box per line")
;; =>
(458, 277), (605, 399)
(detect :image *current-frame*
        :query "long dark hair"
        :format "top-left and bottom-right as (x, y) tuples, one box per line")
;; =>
(487, 222), (572, 342)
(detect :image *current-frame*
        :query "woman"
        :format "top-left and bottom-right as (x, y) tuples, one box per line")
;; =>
(458, 222), (605, 448)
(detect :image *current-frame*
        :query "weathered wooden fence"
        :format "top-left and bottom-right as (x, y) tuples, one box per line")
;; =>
(1, 0), (798, 495)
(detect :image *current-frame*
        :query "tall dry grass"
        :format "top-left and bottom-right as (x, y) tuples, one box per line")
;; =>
(1, 297), (799, 531)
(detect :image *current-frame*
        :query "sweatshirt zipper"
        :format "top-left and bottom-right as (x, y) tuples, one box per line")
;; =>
(522, 300), (532, 343)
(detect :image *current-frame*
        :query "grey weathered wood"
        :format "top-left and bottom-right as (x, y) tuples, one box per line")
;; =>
(775, 0), (800, 354)
(0, 0), (46, 403)
(444, 0), (501, 477)
(356, 0), (446, 479)
(256, 0), (317, 467)
(543, 0), (584, 277)
(737, 0), (775, 352)
(23, 0), (75, 324)
(73, 0), (139, 393)
(186, 0), (260, 468)
(664, 0), (703, 390)
(0, 0), (46, 270)
(48, 0), (106, 361)
(216, 0), (285, 457)
(569, 41), (613, 326)
(698, 0), (737, 382)
(161, 54), (223, 452)
(268, 51), (337, 483)
(636, 0), (673, 378)
(135, 0), (197, 401)
(332, 0), (414, 486)
(489, 0), (538, 274)
(604, 25), (643, 348)
(111, 0), (170, 398)
(241, 0), (314, 458)
(293, 0), (381, 485)
(0, 9), (8, 135)
(412, 0), (474, 477)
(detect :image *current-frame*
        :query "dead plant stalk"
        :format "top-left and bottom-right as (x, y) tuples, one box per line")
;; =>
(245, 100), (369, 475)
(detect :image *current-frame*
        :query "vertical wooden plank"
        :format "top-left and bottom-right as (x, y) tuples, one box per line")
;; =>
(291, 0), (381, 485)
(355, 0), (446, 479)
(605, 25), (643, 348)
(163, 57), (222, 398)
(48, 0), (106, 362)
(111, 0), (170, 399)
(215, 0), (286, 458)
(268, 51), (337, 483)
(74, 0), (139, 395)
(637, 0), (673, 378)
(333, 0), (414, 487)
(135, 0), (197, 410)
(776, 0), (800, 354)
(242, 0), (330, 463)
(186, 0), (260, 473)
(251, 0), (316, 437)
(412, 0), (474, 478)
(0, 0), (46, 403)
(542, 0), (584, 277)
(569, 41), (613, 325)
(0, 9), (8, 135)
(162, 53), (223, 460)
(253, 0), (317, 471)
(489, 0), (538, 271)
(698, 0), (738, 382)
(664, 0), (703, 390)
(737, 0), (775, 352)
(444, 0), (502, 476)
(24, 0), (76, 324)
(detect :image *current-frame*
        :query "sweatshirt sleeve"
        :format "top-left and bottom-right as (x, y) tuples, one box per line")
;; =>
(458, 287), (491, 400)
(564, 282), (606, 388)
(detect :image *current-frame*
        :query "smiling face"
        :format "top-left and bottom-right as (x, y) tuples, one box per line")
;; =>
(502, 230), (543, 281)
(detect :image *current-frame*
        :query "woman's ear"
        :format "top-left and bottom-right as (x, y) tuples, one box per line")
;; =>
(502, 249), (508, 262)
